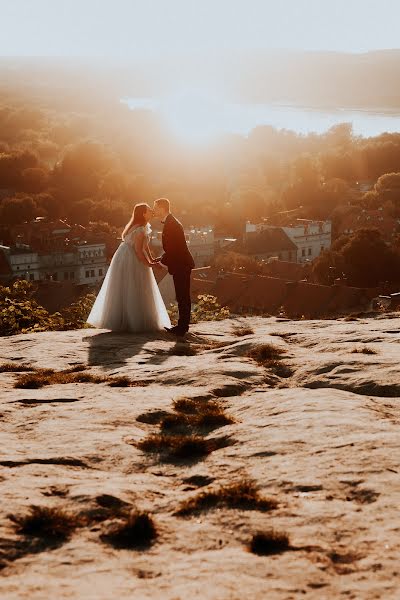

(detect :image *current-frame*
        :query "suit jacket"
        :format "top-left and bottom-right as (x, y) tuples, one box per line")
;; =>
(160, 214), (195, 274)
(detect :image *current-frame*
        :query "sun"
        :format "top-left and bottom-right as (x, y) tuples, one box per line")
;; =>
(158, 88), (228, 145)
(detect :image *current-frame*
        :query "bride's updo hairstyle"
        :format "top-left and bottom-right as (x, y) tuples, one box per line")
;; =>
(122, 203), (150, 240)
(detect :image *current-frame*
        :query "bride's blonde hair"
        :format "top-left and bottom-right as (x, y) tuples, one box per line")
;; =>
(122, 203), (150, 240)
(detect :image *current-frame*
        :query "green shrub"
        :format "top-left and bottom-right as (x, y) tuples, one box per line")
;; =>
(60, 293), (95, 329)
(168, 294), (229, 324)
(0, 280), (95, 336)
(0, 280), (62, 335)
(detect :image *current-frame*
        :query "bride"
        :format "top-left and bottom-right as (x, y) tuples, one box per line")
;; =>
(87, 203), (171, 332)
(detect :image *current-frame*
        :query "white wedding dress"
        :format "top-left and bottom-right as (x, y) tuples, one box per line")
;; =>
(87, 224), (171, 332)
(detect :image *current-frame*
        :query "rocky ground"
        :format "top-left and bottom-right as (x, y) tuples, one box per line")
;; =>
(0, 315), (399, 599)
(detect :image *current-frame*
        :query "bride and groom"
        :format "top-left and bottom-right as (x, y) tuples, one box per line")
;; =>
(87, 198), (195, 336)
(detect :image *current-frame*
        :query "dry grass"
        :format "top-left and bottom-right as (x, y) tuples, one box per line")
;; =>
(246, 343), (286, 365)
(264, 360), (294, 378)
(246, 343), (293, 378)
(175, 479), (278, 516)
(137, 433), (211, 459)
(14, 369), (106, 388)
(13, 367), (143, 389)
(168, 345), (198, 356)
(137, 433), (232, 461)
(173, 397), (200, 413)
(136, 410), (170, 424)
(102, 511), (157, 549)
(108, 376), (132, 387)
(161, 407), (234, 433)
(351, 347), (377, 355)
(0, 363), (35, 373)
(249, 530), (291, 555)
(232, 324), (254, 337)
(64, 365), (86, 373)
(160, 397), (234, 433)
(9, 506), (81, 540)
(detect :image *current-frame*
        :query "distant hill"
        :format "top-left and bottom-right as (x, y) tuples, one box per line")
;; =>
(1, 50), (400, 110)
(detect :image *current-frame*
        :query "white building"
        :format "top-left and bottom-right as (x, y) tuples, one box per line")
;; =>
(7, 245), (40, 281)
(76, 242), (108, 285)
(3, 242), (108, 285)
(244, 219), (331, 264)
(282, 220), (331, 264)
(244, 221), (269, 237)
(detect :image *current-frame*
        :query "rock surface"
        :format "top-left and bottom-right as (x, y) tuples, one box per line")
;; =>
(1, 315), (399, 599)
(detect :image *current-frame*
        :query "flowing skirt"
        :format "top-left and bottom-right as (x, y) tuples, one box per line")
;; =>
(87, 242), (171, 332)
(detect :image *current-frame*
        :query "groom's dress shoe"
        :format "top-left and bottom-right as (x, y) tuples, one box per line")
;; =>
(171, 328), (188, 337)
(165, 326), (181, 334)
(165, 326), (188, 336)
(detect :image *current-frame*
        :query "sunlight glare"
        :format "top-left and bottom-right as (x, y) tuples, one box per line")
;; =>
(158, 88), (227, 145)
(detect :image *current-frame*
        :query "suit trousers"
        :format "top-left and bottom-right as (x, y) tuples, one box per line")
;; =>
(172, 269), (192, 332)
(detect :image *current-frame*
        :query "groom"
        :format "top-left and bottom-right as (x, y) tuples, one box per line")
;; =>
(153, 198), (195, 336)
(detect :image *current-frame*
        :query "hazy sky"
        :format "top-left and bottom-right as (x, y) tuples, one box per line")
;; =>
(1, 0), (399, 59)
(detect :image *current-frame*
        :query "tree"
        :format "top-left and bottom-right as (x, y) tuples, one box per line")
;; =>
(325, 123), (353, 149)
(312, 228), (400, 287)
(0, 150), (39, 189)
(52, 141), (114, 203)
(375, 172), (400, 203)
(20, 167), (49, 193)
(36, 193), (62, 219)
(68, 198), (96, 225)
(0, 196), (37, 225)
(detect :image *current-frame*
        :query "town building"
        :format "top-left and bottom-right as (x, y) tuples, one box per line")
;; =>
(282, 220), (332, 263)
(243, 220), (331, 264)
(151, 226), (215, 267)
(239, 227), (297, 262)
(0, 218), (110, 285)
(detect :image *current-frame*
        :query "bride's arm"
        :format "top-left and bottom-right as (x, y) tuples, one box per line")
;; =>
(143, 238), (156, 261)
(133, 231), (153, 267)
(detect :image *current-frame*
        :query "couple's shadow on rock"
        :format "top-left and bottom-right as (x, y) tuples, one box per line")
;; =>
(84, 329), (205, 370)
(84, 331), (168, 370)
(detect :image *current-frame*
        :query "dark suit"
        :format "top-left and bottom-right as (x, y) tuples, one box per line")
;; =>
(160, 214), (195, 332)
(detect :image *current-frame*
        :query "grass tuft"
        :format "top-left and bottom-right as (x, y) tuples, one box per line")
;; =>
(264, 360), (294, 378)
(14, 369), (106, 389)
(175, 479), (277, 516)
(13, 367), (145, 389)
(102, 511), (157, 549)
(162, 398), (234, 433)
(168, 345), (198, 356)
(9, 506), (80, 540)
(173, 397), (200, 414)
(137, 433), (232, 461)
(136, 410), (170, 425)
(232, 325), (254, 337)
(0, 363), (35, 373)
(64, 365), (87, 373)
(246, 343), (286, 365)
(351, 346), (377, 355)
(249, 530), (291, 555)
(246, 343), (293, 377)
(138, 433), (210, 459)
(108, 376), (132, 387)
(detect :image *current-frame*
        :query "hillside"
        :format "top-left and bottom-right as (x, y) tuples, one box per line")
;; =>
(2, 50), (400, 109)
(1, 315), (400, 599)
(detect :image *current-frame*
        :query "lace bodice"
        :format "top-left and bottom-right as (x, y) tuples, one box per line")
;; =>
(123, 223), (151, 244)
